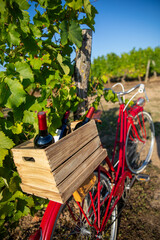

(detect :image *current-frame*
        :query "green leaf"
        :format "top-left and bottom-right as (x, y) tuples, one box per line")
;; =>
(0, 0), (6, 14)
(67, 0), (83, 10)
(5, 78), (26, 108)
(59, 21), (68, 45)
(14, 0), (30, 10)
(42, 54), (51, 64)
(23, 110), (36, 124)
(0, 82), (9, 105)
(19, 10), (30, 34)
(68, 21), (82, 48)
(15, 62), (34, 81)
(7, 24), (20, 46)
(0, 177), (9, 189)
(9, 174), (21, 193)
(30, 24), (42, 38)
(11, 122), (23, 135)
(0, 131), (14, 149)
(57, 54), (70, 75)
(30, 58), (42, 70)
(84, 0), (91, 15)
(0, 149), (8, 166)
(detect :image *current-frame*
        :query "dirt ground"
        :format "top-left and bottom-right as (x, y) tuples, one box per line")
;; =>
(3, 79), (160, 239)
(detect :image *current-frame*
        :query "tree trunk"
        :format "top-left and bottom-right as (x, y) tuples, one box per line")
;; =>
(74, 29), (92, 119)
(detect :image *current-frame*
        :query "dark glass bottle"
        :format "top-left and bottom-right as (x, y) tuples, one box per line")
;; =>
(54, 111), (71, 142)
(34, 111), (54, 148)
(74, 107), (95, 130)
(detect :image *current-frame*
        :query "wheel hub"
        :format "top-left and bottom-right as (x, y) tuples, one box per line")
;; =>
(81, 227), (91, 236)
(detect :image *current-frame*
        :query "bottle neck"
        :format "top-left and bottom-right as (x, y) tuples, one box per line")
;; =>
(84, 107), (95, 122)
(39, 129), (48, 136)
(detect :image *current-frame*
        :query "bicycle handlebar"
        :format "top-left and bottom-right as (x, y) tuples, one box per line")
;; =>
(104, 84), (149, 102)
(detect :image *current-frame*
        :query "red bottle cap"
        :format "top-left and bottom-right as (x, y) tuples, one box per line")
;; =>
(38, 112), (47, 131)
(64, 110), (70, 119)
(86, 107), (95, 119)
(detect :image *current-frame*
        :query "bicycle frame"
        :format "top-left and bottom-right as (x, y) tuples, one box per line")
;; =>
(72, 102), (145, 235)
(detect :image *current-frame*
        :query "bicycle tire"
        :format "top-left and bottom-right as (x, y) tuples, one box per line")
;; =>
(125, 111), (155, 174)
(50, 172), (118, 240)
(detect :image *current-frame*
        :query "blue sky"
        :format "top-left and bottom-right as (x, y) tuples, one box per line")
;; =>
(91, 0), (160, 60)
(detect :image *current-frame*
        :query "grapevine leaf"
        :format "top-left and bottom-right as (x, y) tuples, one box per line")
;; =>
(84, 0), (92, 15)
(0, 202), (15, 220)
(14, 210), (23, 221)
(0, 131), (14, 149)
(29, 100), (42, 112)
(14, 0), (30, 10)
(30, 24), (42, 38)
(67, 0), (83, 10)
(30, 58), (42, 70)
(19, 11), (30, 34)
(15, 62), (34, 81)
(23, 110), (36, 124)
(59, 21), (68, 45)
(11, 122), (23, 135)
(9, 175), (21, 193)
(7, 24), (20, 46)
(0, 177), (9, 188)
(0, 149), (8, 166)
(5, 78), (26, 108)
(41, 54), (51, 64)
(0, 82), (10, 105)
(68, 21), (82, 48)
(0, 0), (6, 14)
(57, 54), (70, 75)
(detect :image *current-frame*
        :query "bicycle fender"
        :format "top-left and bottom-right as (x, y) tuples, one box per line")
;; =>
(40, 200), (62, 240)
(96, 165), (113, 181)
(128, 106), (143, 117)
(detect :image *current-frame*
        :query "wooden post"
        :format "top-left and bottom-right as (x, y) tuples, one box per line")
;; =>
(74, 29), (92, 119)
(145, 59), (151, 83)
(152, 60), (157, 79)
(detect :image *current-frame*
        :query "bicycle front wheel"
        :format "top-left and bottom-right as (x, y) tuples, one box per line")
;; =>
(125, 111), (155, 174)
(50, 172), (118, 240)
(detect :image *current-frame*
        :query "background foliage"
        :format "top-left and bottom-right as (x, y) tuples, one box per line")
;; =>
(90, 47), (160, 83)
(0, 0), (98, 235)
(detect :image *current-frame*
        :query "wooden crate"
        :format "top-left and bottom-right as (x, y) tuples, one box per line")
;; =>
(12, 120), (107, 203)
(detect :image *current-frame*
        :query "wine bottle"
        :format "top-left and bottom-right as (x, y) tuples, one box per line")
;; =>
(54, 111), (71, 142)
(74, 107), (95, 130)
(34, 111), (54, 148)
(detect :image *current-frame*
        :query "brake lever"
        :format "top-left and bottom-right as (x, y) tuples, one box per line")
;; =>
(144, 89), (149, 102)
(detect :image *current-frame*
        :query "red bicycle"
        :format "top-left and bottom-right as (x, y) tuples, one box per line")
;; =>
(30, 83), (155, 240)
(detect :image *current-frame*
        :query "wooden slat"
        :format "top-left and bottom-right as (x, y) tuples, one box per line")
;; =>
(53, 136), (101, 185)
(46, 120), (99, 171)
(16, 165), (59, 192)
(61, 149), (107, 202)
(21, 184), (63, 203)
(59, 148), (107, 198)
(12, 138), (35, 149)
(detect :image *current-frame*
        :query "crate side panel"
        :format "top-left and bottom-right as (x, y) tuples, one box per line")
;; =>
(53, 136), (101, 185)
(16, 165), (59, 192)
(21, 183), (63, 203)
(46, 120), (99, 171)
(61, 149), (107, 203)
(12, 150), (50, 170)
